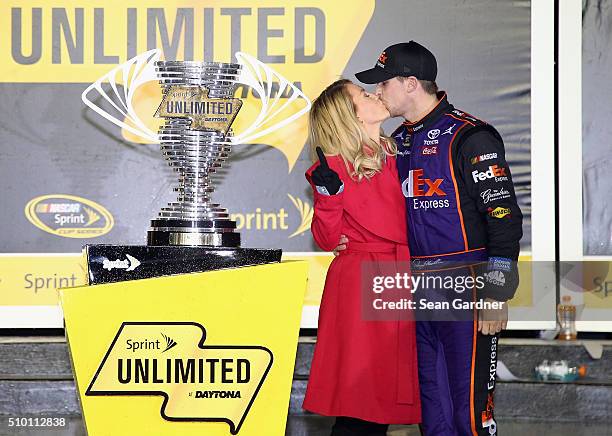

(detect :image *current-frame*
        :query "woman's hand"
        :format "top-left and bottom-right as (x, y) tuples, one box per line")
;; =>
(333, 234), (349, 256)
(478, 298), (508, 335)
(312, 147), (343, 195)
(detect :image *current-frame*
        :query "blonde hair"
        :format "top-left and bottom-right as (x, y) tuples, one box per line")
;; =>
(308, 79), (397, 181)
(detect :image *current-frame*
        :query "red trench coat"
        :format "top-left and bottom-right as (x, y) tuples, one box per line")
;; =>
(302, 153), (421, 424)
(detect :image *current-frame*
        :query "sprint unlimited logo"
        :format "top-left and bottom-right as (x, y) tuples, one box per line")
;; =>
(87, 322), (272, 435)
(24, 194), (114, 238)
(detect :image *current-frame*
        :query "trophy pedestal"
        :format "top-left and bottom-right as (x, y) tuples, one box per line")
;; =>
(84, 244), (281, 285)
(147, 219), (241, 247)
(59, 261), (307, 436)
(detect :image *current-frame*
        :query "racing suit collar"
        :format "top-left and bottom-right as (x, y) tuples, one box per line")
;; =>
(402, 91), (451, 133)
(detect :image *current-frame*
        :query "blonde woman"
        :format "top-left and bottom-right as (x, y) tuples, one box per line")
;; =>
(303, 79), (421, 435)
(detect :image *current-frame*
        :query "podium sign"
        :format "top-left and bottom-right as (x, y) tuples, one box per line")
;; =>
(59, 261), (307, 436)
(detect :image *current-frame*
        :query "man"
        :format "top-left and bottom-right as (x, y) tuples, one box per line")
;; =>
(351, 41), (523, 435)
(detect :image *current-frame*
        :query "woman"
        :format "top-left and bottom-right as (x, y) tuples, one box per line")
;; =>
(303, 79), (421, 435)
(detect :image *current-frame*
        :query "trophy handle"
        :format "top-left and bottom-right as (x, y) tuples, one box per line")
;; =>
(82, 50), (311, 146)
(232, 52), (311, 145)
(81, 49), (161, 143)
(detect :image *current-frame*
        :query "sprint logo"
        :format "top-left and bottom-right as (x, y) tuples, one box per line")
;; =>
(102, 254), (141, 272)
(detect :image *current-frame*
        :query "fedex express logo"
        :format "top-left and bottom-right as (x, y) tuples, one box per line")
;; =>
(401, 169), (450, 210)
(481, 336), (498, 434)
(472, 165), (508, 183)
(402, 169), (445, 197)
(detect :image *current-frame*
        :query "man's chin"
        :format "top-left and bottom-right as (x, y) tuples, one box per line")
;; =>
(382, 105), (400, 118)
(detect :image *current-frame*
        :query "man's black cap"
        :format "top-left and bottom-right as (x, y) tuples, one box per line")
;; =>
(355, 41), (437, 84)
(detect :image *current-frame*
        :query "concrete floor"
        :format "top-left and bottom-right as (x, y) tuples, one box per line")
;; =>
(286, 416), (612, 436)
(0, 416), (610, 436)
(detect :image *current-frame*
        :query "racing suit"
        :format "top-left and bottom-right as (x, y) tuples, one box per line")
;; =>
(392, 92), (523, 435)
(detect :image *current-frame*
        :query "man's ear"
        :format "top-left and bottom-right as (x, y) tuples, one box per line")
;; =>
(404, 76), (419, 93)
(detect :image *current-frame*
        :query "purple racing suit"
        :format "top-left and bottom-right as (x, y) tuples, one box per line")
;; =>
(392, 92), (522, 435)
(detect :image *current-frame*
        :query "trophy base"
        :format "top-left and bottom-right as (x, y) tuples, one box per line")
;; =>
(147, 230), (240, 247)
(147, 218), (240, 247)
(84, 244), (282, 285)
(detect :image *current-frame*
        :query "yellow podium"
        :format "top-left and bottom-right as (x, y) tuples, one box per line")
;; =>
(59, 261), (307, 436)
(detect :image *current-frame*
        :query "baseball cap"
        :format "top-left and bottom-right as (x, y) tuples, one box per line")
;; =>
(355, 41), (437, 84)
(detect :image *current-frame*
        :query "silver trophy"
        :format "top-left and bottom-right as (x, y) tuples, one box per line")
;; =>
(148, 61), (243, 247)
(81, 49), (311, 249)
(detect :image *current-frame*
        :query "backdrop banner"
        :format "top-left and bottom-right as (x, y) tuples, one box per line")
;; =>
(0, 0), (532, 327)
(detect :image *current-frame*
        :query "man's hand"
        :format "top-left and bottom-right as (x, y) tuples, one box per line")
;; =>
(333, 234), (349, 256)
(478, 298), (508, 335)
(312, 147), (343, 195)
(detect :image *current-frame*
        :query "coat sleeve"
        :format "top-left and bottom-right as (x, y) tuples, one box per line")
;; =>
(306, 170), (345, 252)
(457, 128), (523, 301)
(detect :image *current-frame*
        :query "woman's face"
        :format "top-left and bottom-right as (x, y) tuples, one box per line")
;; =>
(345, 83), (390, 125)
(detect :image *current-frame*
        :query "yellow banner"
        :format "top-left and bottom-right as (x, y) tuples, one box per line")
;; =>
(0, 254), (326, 306)
(0, 0), (374, 82)
(577, 262), (612, 309)
(0, 255), (86, 306)
(0, 254), (541, 308)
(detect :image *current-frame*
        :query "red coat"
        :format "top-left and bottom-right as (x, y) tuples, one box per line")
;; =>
(302, 153), (421, 424)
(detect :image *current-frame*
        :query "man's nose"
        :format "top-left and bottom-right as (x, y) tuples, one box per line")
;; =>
(375, 85), (383, 97)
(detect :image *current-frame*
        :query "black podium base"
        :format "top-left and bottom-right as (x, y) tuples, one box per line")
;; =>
(84, 244), (282, 285)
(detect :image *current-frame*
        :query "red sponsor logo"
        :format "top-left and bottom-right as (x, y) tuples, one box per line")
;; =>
(481, 393), (497, 433)
(378, 51), (387, 64)
(402, 169), (446, 197)
(481, 393), (495, 422)
(422, 146), (438, 155)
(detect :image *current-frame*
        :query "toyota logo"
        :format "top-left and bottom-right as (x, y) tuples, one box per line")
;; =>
(427, 129), (440, 140)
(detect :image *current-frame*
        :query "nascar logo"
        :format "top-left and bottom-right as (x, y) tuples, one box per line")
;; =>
(471, 153), (498, 164)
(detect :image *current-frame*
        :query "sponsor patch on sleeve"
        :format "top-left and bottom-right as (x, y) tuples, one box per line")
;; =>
(488, 257), (512, 272)
(480, 188), (511, 204)
(470, 152), (498, 164)
(487, 207), (511, 218)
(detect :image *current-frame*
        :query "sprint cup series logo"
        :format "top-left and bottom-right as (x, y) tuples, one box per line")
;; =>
(25, 194), (113, 238)
(87, 322), (272, 435)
